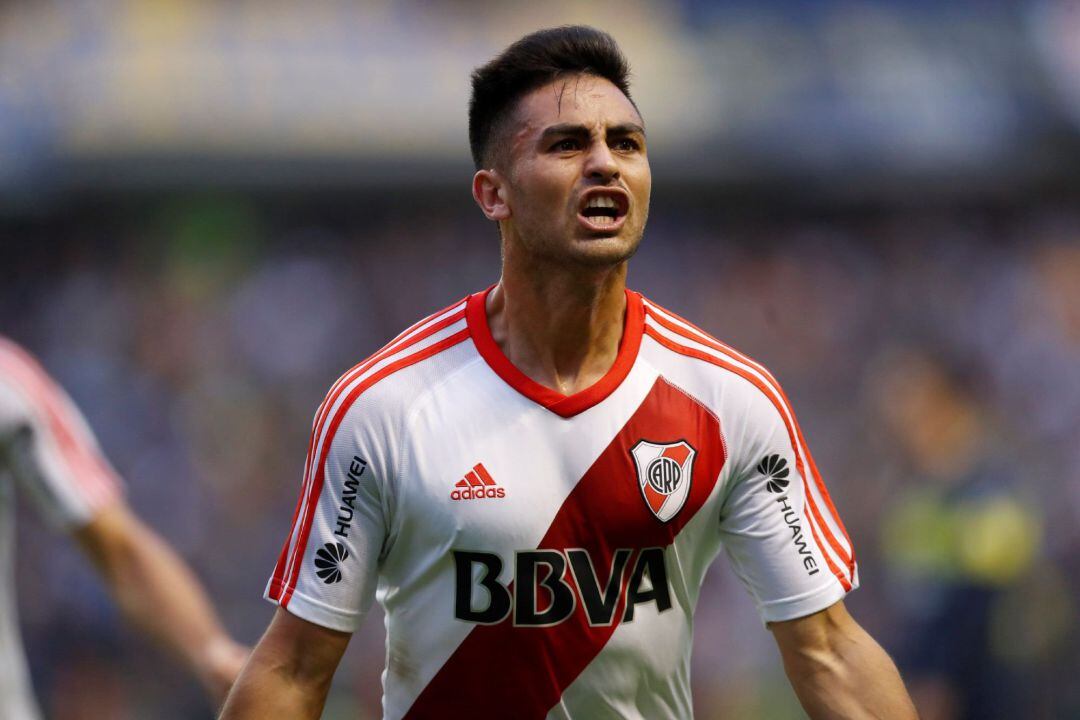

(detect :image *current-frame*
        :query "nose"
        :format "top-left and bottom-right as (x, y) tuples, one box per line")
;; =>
(583, 142), (619, 182)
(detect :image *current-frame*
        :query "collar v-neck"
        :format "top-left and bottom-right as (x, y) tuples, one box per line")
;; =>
(466, 285), (644, 418)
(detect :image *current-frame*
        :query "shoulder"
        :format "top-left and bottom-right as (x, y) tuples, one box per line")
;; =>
(0, 336), (46, 391)
(0, 336), (60, 423)
(312, 296), (475, 439)
(638, 295), (815, 471)
(638, 294), (786, 405)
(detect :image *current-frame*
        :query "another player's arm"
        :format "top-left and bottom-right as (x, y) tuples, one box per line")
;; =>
(74, 501), (248, 705)
(0, 344), (248, 705)
(219, 608), (350, 719)
(770, 601), (918, 719)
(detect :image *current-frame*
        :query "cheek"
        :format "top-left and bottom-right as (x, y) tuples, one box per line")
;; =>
(639, 174), (653, 201)
(629, 173), (652, 216)
(517, 167), (575, 216)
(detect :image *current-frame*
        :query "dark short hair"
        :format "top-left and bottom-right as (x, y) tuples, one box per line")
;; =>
(468, 26), (634, 170)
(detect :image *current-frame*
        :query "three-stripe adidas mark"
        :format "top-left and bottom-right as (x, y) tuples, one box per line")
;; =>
(450, 463), (506, 501)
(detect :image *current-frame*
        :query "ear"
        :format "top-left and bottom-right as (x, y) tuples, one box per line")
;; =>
(472, 169), (511, 222)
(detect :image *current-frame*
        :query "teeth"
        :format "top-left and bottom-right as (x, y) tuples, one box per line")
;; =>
(586, 196), (617, 209)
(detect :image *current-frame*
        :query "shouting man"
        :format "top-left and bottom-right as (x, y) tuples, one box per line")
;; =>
(222, 26), (917, 720)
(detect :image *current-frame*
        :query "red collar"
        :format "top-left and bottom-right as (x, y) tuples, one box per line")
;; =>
(466, 286), (644, 418)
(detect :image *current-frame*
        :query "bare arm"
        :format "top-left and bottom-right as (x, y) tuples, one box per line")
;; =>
(770, 601), (918, 720)
(219, 607), (351, 719)
(74, 502), (248, 706)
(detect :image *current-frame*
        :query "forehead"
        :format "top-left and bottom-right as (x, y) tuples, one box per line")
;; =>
(512, 74), (642, 135)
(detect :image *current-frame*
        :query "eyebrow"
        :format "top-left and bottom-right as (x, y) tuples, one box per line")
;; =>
(539, 122), (647, 142)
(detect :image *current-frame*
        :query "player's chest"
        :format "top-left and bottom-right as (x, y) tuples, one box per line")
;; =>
(395, 375), (728, 551)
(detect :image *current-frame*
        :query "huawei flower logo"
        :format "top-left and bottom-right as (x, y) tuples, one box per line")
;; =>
(758, 454), (790, 494)
(314, 542), (349, 584)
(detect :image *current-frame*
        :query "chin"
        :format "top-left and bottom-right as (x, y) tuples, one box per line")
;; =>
(566, 234), (641, 267)
(515, 220), (644, 269)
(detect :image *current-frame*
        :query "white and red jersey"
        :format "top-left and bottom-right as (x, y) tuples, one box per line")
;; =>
(0, 337), (123, 720)
(266, 288), (858, 720)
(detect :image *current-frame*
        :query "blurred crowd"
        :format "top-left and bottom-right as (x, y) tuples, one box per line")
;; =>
(3, 0), (1080, 191)
(2, 195), (1077, 719)
(1, 0), (1078, 718)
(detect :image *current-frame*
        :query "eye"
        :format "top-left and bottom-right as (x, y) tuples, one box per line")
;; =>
(551, 138), (580, 152)
(612, 138), (641, 152)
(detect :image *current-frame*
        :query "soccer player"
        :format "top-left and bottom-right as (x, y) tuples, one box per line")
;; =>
(222, 26), (917, 719)
(0, 337), (248, 719)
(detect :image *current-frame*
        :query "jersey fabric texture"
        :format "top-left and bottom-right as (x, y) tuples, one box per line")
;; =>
(266, 289), (858, 720)
(0, 337), (123, 720)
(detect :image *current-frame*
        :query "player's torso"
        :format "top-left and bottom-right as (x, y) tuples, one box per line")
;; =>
(376, 350), (732, 720)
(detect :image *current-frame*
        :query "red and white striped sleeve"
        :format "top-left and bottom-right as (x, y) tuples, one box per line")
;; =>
(0, 338), (122, 530)
(716, 374), (859, 624)
(265, 297), (470, 631)
(264, 395), (389, 633)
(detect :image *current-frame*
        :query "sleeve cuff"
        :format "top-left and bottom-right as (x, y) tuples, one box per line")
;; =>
(758, 575), (856, 625)
(263, 582), (363, 634)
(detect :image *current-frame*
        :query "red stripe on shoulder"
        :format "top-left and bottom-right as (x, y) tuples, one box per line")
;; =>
(313, 301), (468, 434)
(302, 306), (466, 494)
(642, 324), (852, 590)
(271, 302), (467, 593)
(276, 328), (470, 606)
(385, 296), (469, 347)
(644, 304), (855, 576)
(272, 306), (467, 593)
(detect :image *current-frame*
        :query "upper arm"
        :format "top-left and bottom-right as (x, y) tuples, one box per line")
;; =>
(253, 608), (351, 689)
(220, 608), (351, 718)
(718, 376), (857, 624)
(770, 601), (919, 720)
(0, 343), (122, 529)
(769, 599), (858, 661)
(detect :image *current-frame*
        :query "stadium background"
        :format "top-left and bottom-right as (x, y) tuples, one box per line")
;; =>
(2, 1), (1079, 718)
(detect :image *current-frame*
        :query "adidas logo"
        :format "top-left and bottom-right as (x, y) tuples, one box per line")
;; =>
(450, 463), (506, 501)
(758, 454), (790, 494)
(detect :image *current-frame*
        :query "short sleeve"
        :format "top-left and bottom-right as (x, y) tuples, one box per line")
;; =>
(265, 389), (393, 633)
(718, 380), (858, 624)
(0, 341), (123, 530)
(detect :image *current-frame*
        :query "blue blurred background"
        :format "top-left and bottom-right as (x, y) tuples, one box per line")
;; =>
(2, 1), (1078, 718)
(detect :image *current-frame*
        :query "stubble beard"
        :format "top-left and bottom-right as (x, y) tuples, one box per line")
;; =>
(511, 210), (647, 272)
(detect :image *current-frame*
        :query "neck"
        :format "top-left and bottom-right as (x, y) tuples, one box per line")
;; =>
(487, 249), (629, 396)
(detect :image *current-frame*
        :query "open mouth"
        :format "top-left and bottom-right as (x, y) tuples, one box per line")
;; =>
(578, 190), (630, 232)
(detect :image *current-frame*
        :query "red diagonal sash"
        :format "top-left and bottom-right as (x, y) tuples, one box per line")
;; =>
(404, 377), (725, 719)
